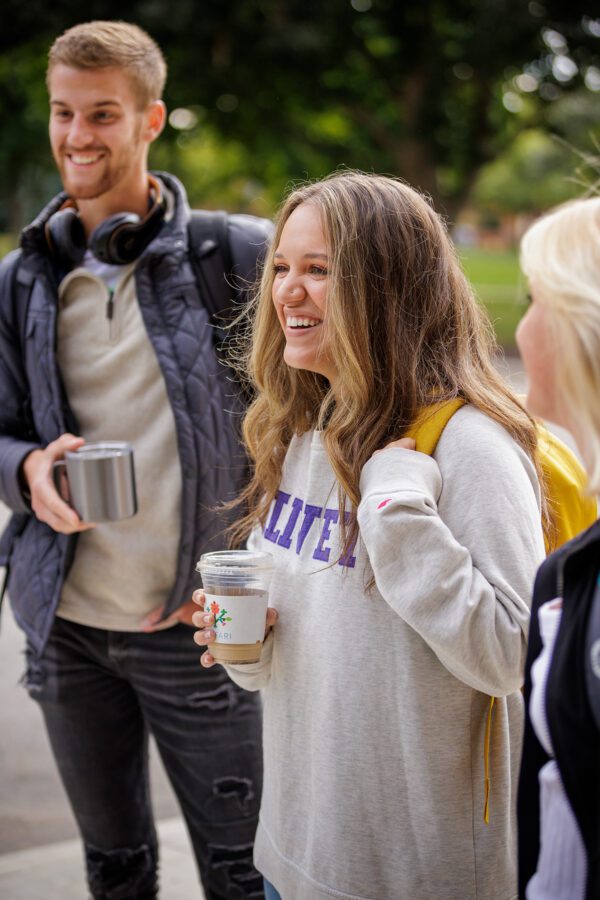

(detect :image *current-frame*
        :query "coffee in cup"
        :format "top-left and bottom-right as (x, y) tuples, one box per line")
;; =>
(197, 550), (274, 664)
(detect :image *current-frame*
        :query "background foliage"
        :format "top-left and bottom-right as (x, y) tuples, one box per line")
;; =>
(0, 0), (600, 346)
(1, 0), (599, 233)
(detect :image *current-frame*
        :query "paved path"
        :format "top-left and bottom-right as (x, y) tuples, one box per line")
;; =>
(0, 818), (201, 899)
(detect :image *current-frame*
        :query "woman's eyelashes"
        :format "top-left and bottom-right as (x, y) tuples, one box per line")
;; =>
(272, 264), (328, 276)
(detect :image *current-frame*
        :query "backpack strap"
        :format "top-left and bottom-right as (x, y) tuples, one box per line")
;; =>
(404, 395), (491, 825)
(404, 398), (466, 454)
(187, 209), (235, 344)
(403, 394), (598, 817)
(0, 249), (34, 348)
(407, 398), (597, 552)
(536, 425), (597, 553)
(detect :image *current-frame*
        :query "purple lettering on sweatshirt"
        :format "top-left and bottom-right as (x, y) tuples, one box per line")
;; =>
(312, 508), (339, 562)
(277, 496), (304, 549)
(338, 512), (358, 568)
(264, 491), (291, 544)
(296, 504), (323, 554)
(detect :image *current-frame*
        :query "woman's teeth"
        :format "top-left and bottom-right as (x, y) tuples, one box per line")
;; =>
(287, 316), (320, 328)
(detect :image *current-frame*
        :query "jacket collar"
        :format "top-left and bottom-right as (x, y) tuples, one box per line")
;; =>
(554, 514), (600, 597)
(20, 191), (69, 260)
(562, 515), (600, 560)
(140, 170), (192, 261)
(19, 170), (192, 266)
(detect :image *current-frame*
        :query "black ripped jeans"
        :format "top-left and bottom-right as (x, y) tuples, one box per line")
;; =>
(25, 617), (264, 900)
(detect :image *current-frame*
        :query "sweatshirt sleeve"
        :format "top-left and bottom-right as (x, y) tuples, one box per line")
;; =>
(357, 407), (545, 696)
(224, 629), (274, 691)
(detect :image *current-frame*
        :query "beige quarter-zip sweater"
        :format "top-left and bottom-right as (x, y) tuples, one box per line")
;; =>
(55, 261), (182, 629)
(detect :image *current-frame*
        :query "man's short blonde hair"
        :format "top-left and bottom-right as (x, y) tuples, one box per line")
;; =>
(47, 20), (167, 109)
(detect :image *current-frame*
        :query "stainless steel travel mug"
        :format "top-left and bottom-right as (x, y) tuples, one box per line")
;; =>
(53, 441), (138, 523)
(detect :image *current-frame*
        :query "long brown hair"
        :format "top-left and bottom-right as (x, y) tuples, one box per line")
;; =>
(231, 171), (548, 554)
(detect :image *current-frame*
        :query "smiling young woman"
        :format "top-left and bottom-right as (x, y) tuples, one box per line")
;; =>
(271, 202), (334, 382)
(190, 171), (552, 900)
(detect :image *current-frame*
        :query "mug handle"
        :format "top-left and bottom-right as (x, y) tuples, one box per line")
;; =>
(52, 460), (71, 505)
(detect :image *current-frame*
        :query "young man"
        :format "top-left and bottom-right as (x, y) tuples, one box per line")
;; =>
(0, 21), (272, 900)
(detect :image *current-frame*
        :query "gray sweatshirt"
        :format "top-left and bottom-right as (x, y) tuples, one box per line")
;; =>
(227, 405), (545, 900)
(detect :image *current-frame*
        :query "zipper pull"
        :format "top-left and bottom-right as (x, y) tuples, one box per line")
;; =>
(106, 290), (114, 320)
(106, 289), (115, 340)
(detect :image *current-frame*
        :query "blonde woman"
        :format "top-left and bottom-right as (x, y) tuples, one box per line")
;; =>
(193, 172), (545, 900)
(516, 198), (600, 900)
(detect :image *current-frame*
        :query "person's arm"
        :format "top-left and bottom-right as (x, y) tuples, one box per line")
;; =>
(357, 408), (545, 696)
(0, 255), (92, 532)
(0, 254), (43, 513)
(224, 630), (275, 692)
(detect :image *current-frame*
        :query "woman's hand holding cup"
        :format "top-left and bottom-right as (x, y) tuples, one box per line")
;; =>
(191, 589), (278, 668)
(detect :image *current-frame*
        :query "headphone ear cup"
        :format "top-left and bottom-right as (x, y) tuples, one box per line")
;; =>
(90, 213), (141, 265)
(87, 181), (167, 265)
(45, 207), (86, 269)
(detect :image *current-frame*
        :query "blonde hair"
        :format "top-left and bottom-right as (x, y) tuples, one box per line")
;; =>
(47, 20), (166, 109)
(231, 171), (548, 555)
(520, 197), (600, 492)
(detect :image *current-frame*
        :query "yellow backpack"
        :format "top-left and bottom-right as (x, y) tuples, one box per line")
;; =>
(406, 398), (597, 553)
(405, 398), (597, 822)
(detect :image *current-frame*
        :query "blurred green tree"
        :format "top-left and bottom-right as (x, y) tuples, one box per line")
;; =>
(473, 88), (599, 217)
(1, 0), (598, 231)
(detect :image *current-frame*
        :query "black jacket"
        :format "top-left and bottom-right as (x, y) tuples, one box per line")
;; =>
(0, 172), (272, 654)
(518, 517), (600, 900)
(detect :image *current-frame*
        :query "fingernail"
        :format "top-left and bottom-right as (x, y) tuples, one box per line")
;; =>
(202, 613), (211, 624)
(203, 630), (214, 641)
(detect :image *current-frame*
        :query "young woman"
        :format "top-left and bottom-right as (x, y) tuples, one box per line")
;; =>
(193, 172), (546, 900)
(516, 197), (600, 900)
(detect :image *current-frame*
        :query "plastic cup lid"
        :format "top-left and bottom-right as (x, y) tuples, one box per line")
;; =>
(196, 550), (274, 576)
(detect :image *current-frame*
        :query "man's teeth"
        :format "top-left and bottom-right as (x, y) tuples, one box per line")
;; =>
(287, 316), (320, 328)
(69, 154), (101, 165)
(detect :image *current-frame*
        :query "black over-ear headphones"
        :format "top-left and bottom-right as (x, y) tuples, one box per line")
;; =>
(45, 175), (167, 268)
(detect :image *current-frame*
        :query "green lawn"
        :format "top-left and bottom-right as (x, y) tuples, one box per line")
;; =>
(459, 247), (526, 350)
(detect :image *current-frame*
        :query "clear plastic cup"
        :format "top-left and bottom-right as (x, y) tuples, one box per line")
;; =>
(196, 550), (274, 664)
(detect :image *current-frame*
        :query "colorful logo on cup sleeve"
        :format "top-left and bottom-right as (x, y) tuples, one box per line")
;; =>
(205, 600), (232, 627)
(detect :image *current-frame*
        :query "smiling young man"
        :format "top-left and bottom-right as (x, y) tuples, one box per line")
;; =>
(49, 64), (157, 222)
(0, 20), (272, 900)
